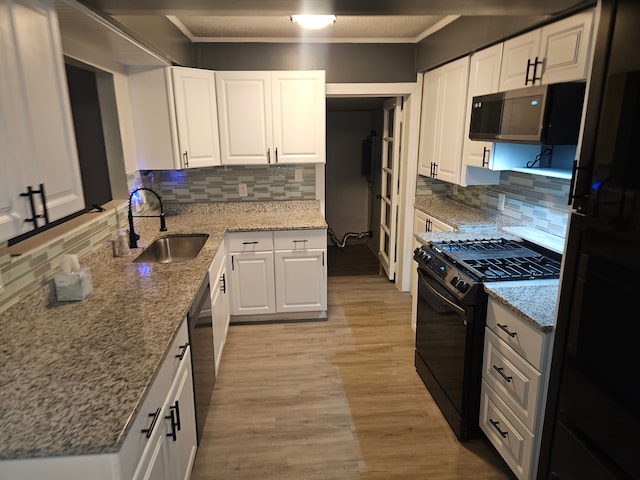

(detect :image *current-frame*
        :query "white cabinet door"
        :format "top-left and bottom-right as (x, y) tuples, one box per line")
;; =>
(417, 69), (441, 177)
(538, 10), (594, 85)
(216, 71), (272, 165)
(274, 249), (326, 312)
(170, 67), (221, 168)
(499, 30), (541, 91)
(216, 71), (326, 165)
(211, 258), (229, 373)
(164, 354), (197, 480)
(417, 56), (469, 184)
(499, 10), (594, 90)
(228, 251), (276, 315)
(435, 56), (470, 184)
(460, 44), (502, 187)
(0, 0), (84, 243)
(271, 70), (325, 164)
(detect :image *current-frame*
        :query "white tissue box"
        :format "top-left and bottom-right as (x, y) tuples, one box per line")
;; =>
(54, 268), (93, 301)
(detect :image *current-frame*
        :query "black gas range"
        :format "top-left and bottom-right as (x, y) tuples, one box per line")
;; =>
(413, 237), (561, 441)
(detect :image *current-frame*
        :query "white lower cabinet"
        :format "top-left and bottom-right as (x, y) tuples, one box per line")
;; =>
(227, 229), (327, 318)
(134, 344), (197, 480)
(209, 244), (230, 373)
(480, 297), (551, 480)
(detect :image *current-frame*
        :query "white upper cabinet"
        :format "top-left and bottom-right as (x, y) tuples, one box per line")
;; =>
(216, 70), (326, 165)
(0, 0), (84, 242)
(129, 66), (221, 170)
(170, 67), (221, 169)
(418, 56), (470, 185)
(460, 44), (503, 186)
(499, 10), (594, 90)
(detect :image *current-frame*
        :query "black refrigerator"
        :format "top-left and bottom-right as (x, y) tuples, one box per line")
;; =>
(537, 0), (640, 479)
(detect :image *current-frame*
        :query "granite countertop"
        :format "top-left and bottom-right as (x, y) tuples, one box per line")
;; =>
(414, 196), (497, 230)
(0, 201), (326, 460)
(485, 280), (560, 333)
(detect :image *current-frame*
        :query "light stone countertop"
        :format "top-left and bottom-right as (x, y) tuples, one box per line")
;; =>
(0, 201), (326, 460)
(414, 196), (497, 230)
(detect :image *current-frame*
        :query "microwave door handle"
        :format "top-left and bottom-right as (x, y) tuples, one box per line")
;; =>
(418, 270), (466, 316)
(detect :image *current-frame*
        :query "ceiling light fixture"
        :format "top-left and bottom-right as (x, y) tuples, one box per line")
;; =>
(290, 15), (336, 30)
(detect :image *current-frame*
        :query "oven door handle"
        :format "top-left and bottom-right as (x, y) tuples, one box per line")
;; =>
(418, 269), (466, 316)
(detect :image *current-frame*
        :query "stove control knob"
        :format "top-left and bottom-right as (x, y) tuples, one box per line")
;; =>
(450, 276), (459, 287)
(457, 280), (470, 293)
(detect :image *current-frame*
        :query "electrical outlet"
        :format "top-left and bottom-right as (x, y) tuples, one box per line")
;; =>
(497, 193), (506, 211)
(238, 183), (248, 197)
(295, 169), (303, 182)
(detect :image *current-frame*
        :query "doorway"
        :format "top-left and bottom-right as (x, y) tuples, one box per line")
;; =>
(325, 97), (389, 276)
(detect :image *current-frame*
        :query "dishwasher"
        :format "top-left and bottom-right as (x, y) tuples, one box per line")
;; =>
(187, 275), (215, 445)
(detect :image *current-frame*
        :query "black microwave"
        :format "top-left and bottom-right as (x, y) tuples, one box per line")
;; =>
(469, 82), (586, 144)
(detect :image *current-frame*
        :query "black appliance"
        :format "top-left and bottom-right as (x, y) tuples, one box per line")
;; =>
(187, 275), (215, 445)
(469, 82), (585, 144)
(413, 238), (561, 441)
(537, 1), (640, 479)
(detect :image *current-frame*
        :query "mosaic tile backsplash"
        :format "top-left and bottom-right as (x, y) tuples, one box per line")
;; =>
(148, 164), (317, 203)
(416, 170), (571, 236)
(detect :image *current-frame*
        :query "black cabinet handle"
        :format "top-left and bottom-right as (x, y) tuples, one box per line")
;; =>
(267, 148), (271, 164)
(166, 408), (177, 441)
(141, 408), (161, 438)
(183, 151), (189, 168)
(532, 56), (543, 83)
(242, 241), (259, 245)
(175, 343), (189, 360)
(489, 418), (508, 438)
(496, 323), (517, 337)
(432, 162), (438, 178)
(493, 365), (513, 383)
(525, 58), (534, 85)
(275, 147), (278, 163)
(220, 273), (226, 293)
(482, 146), (490, 167)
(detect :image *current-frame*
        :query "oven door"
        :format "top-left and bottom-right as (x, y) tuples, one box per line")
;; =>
(415, 267), (484, 440)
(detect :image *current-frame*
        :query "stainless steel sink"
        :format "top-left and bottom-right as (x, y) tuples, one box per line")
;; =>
(133, 234), (209, 264)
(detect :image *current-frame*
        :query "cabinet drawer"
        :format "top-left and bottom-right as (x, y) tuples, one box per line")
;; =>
(483, 328), (541, 431)
(226, 231), (274, 252)
(486, 298), (547, 370)
(480, 380), (534, 480)
(273, 229), (326, 250)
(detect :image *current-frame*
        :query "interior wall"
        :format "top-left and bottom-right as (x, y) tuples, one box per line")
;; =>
(326, 107), (384, 246)
(194, 43), (416, 83)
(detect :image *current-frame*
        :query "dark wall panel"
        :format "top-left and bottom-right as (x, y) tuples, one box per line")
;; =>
(114, 15), (194, 66)
(194, 43), (416, 83)
(415, 15), (547, 72)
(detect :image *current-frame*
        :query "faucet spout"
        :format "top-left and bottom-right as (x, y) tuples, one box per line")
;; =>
(128, 187), (167, 249)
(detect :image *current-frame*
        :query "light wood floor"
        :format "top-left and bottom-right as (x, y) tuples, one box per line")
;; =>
(190, 275), (514, 480)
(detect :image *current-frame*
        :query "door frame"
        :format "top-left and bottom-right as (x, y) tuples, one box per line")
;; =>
(321, 79), (422, 292)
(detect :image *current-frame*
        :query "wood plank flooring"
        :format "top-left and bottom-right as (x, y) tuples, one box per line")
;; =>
(190, 275), (514, 480)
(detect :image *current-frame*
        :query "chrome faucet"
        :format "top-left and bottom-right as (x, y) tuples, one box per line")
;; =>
(128, 187), (167, 249)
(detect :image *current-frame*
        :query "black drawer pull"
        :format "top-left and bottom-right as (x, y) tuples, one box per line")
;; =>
(141, 408), (161, 438)
(175, 343), (189, 360)
(242, 241), (259, 245)
(292, 240), (308, 244)
(489, 418), (508, 438)
(493, 365), (513, 383)
(496, 323), (517, 337)
(166, 408), (178, 441)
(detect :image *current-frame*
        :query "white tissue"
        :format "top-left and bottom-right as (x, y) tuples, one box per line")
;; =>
(55, 254), (92, 301)
(60, 254), (81, 274)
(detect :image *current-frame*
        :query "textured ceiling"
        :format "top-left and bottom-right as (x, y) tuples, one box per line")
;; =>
(168, 15), (450, 43)
(82, 0), (594, 43)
